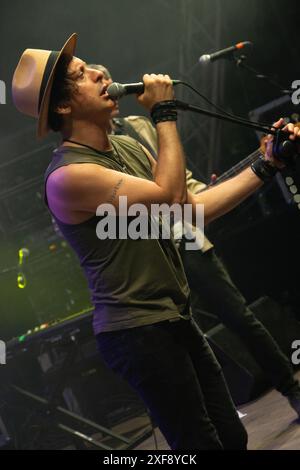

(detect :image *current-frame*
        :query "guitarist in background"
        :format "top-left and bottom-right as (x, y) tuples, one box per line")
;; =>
(90, 63), (300, 418)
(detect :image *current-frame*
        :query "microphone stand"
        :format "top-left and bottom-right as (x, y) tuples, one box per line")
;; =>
(175, 100), (298, 164)
(233, 55), (291, 95)
(175, 100), (275, 135)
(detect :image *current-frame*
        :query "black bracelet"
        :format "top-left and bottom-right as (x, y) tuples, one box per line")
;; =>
(151, 100), (177, 125)
(250, 156), (278, 182)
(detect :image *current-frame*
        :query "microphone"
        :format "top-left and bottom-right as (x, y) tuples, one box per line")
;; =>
(199, 41), (253, 65)
(107, 80), (181, 99)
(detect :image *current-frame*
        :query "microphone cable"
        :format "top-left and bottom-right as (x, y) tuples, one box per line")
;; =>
(177, 81), (277, 132)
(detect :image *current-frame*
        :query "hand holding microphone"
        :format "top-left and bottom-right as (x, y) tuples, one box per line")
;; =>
(136, 74), (175, 111)
(107, 74), (180, 125)
(107, 76), (181, 100)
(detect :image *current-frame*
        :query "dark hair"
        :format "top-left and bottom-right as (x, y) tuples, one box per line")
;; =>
(48, 54), (78, 132)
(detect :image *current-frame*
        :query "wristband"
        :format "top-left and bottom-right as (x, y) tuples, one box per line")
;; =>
(250, 156), (278, 182)
(151, 100), (177, 125)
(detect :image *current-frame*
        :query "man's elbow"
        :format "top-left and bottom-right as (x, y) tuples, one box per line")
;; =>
(171, 189), (187, 206)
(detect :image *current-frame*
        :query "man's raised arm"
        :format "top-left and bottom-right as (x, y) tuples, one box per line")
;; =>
(188, 119), (300, 225)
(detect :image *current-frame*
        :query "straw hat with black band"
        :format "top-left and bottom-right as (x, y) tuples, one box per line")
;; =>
(12, 33), (77, 138)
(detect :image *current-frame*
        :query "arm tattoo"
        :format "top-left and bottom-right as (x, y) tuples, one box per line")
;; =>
(108, 178), (124, 203)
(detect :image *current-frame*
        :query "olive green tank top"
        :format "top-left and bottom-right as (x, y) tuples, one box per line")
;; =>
(44, 135), (191, 334)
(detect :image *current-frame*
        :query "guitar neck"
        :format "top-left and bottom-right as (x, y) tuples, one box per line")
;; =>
(212, 148), (262, 186)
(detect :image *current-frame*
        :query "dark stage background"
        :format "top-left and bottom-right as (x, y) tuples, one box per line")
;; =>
(0, 0), (300, 341)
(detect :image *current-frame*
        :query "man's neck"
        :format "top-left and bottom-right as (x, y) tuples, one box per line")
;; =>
(62, 121), (112, 152)
(106, 119), (115, 134)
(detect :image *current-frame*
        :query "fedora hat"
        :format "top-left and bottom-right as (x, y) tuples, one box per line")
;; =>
(12, 33), (77, 138)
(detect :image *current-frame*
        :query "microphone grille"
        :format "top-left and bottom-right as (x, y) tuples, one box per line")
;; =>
(107, 82), (126, 99)
(199, 54), (211, 65)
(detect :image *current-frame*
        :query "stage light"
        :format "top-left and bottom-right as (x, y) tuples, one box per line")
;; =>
(294, 195), (300, 203)
(289, 185), (298, 195)
(17, 273), (26, 289)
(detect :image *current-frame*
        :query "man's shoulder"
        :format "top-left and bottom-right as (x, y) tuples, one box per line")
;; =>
(123, 115), (153, 130)
(110, 133), (143, 151)
(47, 160), (105, 184)
(124, 115), (151, 123)
(110, 133), (134, 143)
(113, 115), (153, 132)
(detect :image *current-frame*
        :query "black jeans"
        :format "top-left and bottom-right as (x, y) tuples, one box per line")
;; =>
(96, 319), (247, 450)
(179, 247), (298, 396)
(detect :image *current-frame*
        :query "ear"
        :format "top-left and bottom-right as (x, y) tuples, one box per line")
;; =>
(55, 103), (71, 115)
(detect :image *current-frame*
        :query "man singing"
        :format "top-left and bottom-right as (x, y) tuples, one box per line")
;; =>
(12, 33), (300, 449)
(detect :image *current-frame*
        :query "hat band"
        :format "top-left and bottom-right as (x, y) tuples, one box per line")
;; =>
(38, 50), (60, 113)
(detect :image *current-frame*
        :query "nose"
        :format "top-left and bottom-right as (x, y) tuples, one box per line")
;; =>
(103, 75), (113, 86)
(90, 68), (104, 82)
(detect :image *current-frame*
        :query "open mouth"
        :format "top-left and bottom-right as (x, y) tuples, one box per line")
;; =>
(100, 85), (108, 96)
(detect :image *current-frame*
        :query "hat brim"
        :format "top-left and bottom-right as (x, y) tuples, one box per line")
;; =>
(37, 33), (77, 138)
